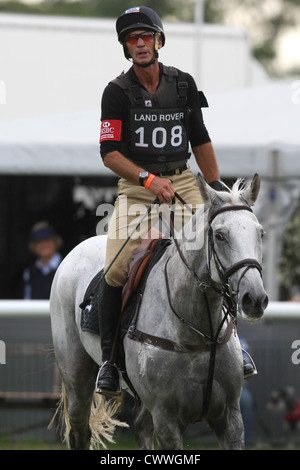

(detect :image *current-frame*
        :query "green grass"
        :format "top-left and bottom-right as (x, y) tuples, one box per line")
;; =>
(0, 432), (299, 451)
(0, 436), (65, 450)
(0, 433), (218, 451)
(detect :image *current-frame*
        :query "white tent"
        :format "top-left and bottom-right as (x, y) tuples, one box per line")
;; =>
(0, 109), (105, 175)
(0, 13), (267, 175)
(1, 80), (298, 178)
(200, 80), (300, 179)
(0, 13), (268, 121)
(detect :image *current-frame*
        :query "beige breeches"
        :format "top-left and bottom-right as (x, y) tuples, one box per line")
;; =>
(104, 169), (203, 287)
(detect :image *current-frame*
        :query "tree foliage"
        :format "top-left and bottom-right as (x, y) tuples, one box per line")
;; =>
(0, 0), (179, 19)
(280, 199), (300, 300)
(202, 0), (300, 76)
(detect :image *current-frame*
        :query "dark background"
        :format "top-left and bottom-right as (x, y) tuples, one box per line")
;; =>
(0, 174), (117, 299)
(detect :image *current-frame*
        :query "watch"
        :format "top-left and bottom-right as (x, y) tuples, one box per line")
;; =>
(139, 170), (149, 186)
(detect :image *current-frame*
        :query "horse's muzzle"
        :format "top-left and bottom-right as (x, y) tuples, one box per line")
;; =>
(241, 291), (269, 319)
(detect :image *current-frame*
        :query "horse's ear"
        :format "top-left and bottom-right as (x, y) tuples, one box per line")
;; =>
(243, 173), (261, 206)
(197, 173), (216, 204)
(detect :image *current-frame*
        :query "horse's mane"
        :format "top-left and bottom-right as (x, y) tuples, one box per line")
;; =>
(214, 178), (246, 204)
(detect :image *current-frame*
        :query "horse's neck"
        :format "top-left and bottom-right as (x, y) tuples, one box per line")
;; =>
(165, 229), (224, 340)
(175, 206), (210, 278)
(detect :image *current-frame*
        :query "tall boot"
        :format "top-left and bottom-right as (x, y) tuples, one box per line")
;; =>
(95, 277), (123, 396)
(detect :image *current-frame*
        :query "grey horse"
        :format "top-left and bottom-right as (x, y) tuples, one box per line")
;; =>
(49, 174), (268, 449)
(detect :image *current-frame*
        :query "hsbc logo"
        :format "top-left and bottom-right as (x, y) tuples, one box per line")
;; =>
(99, 119), (122, 142)
(101, 122), (115, 134)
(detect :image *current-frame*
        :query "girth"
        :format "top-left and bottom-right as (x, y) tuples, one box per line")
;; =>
(128, 314), (235, 353)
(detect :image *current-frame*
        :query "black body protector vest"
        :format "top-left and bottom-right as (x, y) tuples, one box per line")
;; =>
(111, 66), (192, 167)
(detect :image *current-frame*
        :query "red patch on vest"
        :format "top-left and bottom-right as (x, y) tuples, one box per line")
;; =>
(99, 119), (122, 142)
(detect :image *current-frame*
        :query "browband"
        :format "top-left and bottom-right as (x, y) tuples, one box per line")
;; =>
(209, 205), (252, 224)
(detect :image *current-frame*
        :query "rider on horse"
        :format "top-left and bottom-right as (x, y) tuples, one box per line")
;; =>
(96, 6), (255, 396)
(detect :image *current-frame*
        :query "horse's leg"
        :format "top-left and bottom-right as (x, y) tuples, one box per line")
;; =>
(63, 354), (98, 450)
(208, 404), (245, 450)
(133, 400), (154, 450)
(152, 410), (184, 450)
(54, 324), (98, 449)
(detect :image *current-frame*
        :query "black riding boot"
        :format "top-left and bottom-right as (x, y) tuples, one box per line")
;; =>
(95, 277), (122, 396)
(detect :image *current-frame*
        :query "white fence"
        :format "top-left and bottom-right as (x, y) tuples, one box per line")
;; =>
(0, 300), (300, 320)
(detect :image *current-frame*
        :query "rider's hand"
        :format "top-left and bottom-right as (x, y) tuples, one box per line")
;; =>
(146, 176), (175, 203)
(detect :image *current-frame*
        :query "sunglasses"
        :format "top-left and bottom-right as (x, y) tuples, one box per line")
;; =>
(126, 31), (155, 45)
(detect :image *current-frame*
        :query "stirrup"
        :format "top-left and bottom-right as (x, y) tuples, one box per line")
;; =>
(242, 348), (257, 379)
(95, 361), (122, 397)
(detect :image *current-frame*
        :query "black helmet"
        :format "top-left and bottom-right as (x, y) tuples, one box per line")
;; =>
(116, 6), (165, 47)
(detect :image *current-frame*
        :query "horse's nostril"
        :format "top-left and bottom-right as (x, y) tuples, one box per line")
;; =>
(262, 294), (269, 310)
(242, 292), (268, 317)
(242, 293), (252, 309)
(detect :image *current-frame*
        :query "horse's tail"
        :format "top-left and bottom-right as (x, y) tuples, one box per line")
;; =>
(49, 383), (128, 449)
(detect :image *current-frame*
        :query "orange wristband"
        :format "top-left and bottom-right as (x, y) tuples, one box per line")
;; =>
(144, 173), (155, 189)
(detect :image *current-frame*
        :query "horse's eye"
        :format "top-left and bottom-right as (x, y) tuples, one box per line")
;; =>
(215, 232), (224, 241)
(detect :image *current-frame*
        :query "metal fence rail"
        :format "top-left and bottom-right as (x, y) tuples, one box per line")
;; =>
(1, 299), (300, 318)
(0, 304), (60, 439)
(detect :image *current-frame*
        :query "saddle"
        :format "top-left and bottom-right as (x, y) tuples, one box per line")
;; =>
(121, 228), (163, 312)
(80, 231), (171, 336)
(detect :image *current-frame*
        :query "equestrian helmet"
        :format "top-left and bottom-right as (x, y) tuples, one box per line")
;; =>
(116, 6), (165, 60)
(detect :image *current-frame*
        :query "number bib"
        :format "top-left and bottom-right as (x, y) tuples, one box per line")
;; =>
(128, 107), (189, 162)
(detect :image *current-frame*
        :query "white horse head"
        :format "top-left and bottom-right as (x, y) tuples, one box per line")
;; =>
(198, 173), (268, 321)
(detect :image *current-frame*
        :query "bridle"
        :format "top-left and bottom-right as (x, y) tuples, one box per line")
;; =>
(164, 198), (263, 416)
(166, 201), (263, 324)
(207, 204), (262, 292)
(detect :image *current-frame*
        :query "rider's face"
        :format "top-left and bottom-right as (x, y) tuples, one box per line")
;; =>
(126, 30), (162, 65)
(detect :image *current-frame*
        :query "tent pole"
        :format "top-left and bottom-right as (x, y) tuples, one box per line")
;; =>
(265, 149), (281, 301)
(194, 0), (204, 87)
